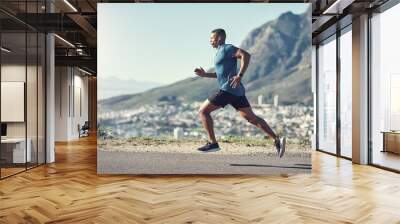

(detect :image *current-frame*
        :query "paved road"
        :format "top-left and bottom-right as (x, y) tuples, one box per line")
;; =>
(98, 151), (311, 175)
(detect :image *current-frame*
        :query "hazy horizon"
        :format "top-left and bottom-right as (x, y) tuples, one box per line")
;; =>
(98, 76), (164, 100)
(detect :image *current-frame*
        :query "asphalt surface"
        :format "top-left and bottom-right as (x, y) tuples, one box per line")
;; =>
(98, 151), (311, 175)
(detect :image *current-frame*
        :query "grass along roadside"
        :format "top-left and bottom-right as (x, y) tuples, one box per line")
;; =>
(98, 135), (310, 147)
(98, 136), (311, 158)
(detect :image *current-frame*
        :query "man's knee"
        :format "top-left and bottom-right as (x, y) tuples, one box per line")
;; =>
(198, 107), (210, 117)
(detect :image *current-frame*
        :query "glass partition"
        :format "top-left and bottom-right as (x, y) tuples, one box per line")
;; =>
(1, 31), (28, 177)
(0, 1), (46, 179)
(27, 30), (38, 169)
(38, 32), (45, 165)
(317, 35), (337, 154)
(339, 27), (352, 158)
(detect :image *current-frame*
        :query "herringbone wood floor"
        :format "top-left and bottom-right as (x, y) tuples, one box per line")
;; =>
(1, 135), (400, 224)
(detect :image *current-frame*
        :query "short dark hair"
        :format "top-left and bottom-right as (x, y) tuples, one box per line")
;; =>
(211, 28), (226, 39)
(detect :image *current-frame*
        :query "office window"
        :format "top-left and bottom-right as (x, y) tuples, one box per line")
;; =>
(371, 3), (400, 171)
(317, 36), (337, 154)
(340, 28), (352, 158)
(312, 45), (317, 150)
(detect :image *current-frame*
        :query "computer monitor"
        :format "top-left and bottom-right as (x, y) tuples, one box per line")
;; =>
(1, 123), (7, 137)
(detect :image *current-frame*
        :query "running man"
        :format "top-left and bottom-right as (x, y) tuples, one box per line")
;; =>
(194, 28), (286, 157)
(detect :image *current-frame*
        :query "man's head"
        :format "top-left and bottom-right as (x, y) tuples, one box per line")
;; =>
(210, 28), (226, 48)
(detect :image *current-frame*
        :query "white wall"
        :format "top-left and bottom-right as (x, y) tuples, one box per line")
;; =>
(55, 66), (69, 141)
(1, 63), (46, 164)
(55, 67), (89, 141)
(71, 72), (89, 138)
(1, 65), (37, 138)
(1, 65), (26, 134)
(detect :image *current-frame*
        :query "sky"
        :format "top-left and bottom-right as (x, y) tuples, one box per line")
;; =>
(98, 3), (309, 85)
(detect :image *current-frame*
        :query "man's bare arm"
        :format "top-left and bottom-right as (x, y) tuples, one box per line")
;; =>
(202, 72), (217, 78)
(194, 67), (217, 78)
(230, 48), (251, 88)
(233, 48), (251, 77)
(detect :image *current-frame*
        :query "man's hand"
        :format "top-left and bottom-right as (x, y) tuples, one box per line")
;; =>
(194, 67), (206, 77)
(230, 75), (242, 88)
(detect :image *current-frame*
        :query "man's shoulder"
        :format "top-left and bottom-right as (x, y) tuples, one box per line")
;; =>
(221, 44), (238, 56)
(224, 44), (237, 49)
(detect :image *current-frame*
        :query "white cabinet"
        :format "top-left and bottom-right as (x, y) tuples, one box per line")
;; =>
(1, 138), (32, 163)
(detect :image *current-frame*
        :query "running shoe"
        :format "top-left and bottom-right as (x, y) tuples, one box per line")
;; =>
(274, 136), (286, 158)
(274, 137), (281, 155)
(279, 136), (286, 158)
(197, 141), (220, 152)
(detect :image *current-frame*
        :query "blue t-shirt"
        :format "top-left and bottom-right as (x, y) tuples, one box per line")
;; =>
(214, 44), (245, 96)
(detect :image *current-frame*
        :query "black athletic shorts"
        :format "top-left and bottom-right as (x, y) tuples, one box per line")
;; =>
(208, 90), (251, 110)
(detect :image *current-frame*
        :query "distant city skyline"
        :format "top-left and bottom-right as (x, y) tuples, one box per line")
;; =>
(98, 3), (309, 85)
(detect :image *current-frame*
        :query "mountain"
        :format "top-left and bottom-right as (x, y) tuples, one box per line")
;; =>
(239, 10), (312, 105)
(99, 9), (312, 112)
(98, 77), (163, 100)
(99, 76), (217, 111)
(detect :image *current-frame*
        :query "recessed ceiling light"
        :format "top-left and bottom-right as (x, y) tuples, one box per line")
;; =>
(322, 0), (354, 15)
(63, 0), (78, 12)
(1, 47), (11, 53)
(78, 67), (92, 76)
(54, 34), (75, 48)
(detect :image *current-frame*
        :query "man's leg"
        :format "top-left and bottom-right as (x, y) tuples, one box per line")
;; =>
(237, 106), (277, 140)
(237, 106), (286, 157)
(198, 99), (221, 143)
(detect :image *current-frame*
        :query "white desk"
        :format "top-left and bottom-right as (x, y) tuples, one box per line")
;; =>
(1, 138), (31, 163)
